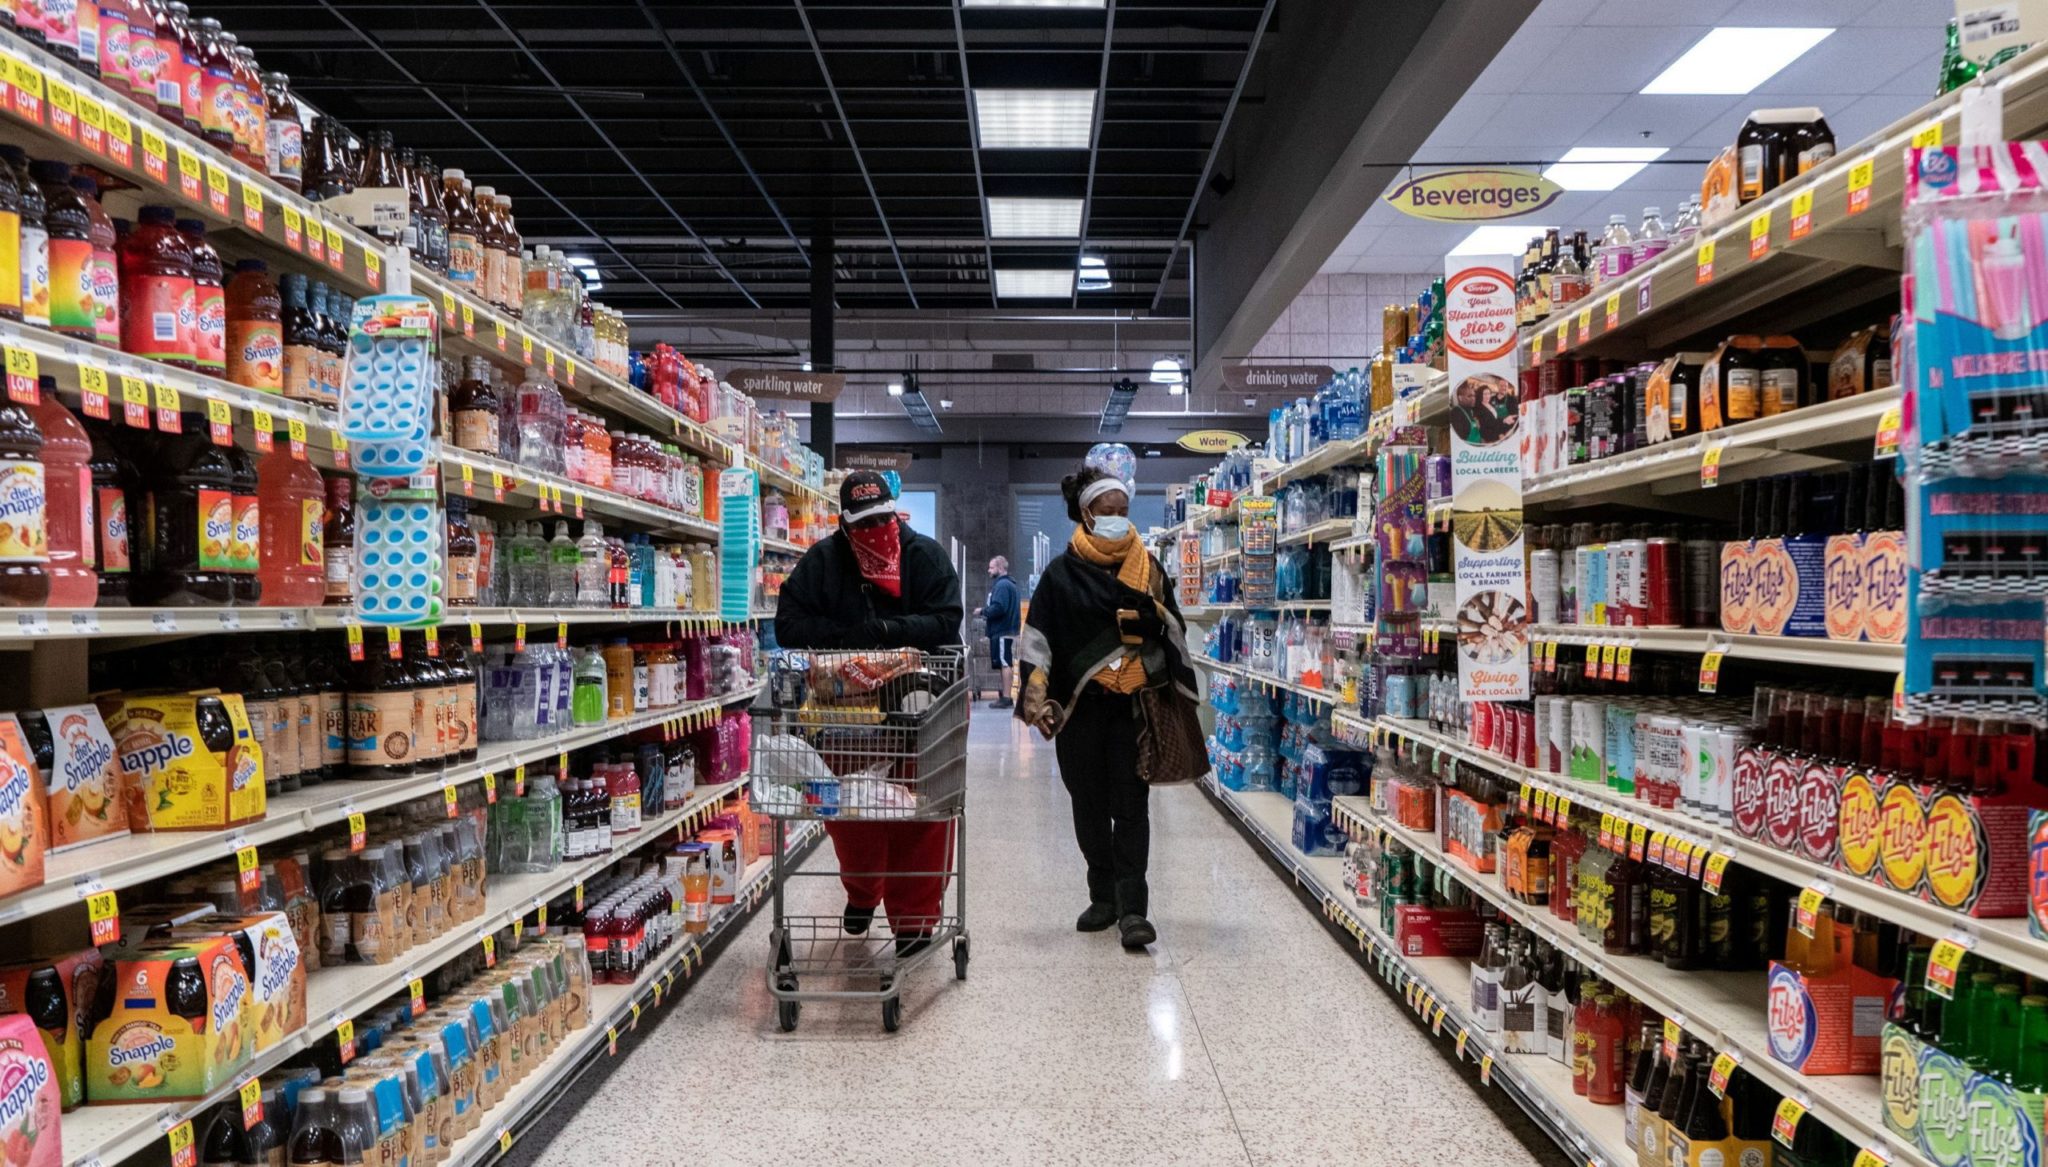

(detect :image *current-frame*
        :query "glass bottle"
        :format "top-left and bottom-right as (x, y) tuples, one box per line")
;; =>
(446, 497), (477, 607)
(413, 154), (449, 273)
(450, 356), (500, 455)
(443, 170), (480, 289)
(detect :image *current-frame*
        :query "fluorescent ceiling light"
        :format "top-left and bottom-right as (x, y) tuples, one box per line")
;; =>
(1450, 226), (1552, 256)
(993, 269), (1076, 299)
(964, 0), (1104, 6)
(940, 398), (953, 410)
(564, 255), (596, 267)
(887, 381), (904, 397)
(1542, 146), (1668, 191)
(974, 88), (1096, 149)
(1641, 27), (1833, 95)
(1150, 357), (1184, 386)
(987, 196), (1085, 238)
(583, 281), (604, 292)
(1078, 255), (1110, 291)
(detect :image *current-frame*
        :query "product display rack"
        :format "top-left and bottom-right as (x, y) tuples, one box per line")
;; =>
(1190, 656), (1341, 707)
(1525, 626), (1903, 675)
(54, 765), (767, 1167)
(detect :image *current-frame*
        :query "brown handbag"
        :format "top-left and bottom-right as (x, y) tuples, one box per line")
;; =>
(1135, 684), (1210, 786)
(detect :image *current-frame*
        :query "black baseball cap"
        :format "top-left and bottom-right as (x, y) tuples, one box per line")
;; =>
(839, 470), (897, 525)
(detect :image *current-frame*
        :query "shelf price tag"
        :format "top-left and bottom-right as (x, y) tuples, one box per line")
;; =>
(557, 621), (568, 649)
(1790, 189), (1814, 240)
(1518, 783), (1532, 815)
(1702, 851), (1732, 895)
(1875, 404), (1902, 459)
(280, 204), (303, 251)
(106, 105), (135, 168)
(461, 303), (475, 338)
(347, 808), (366, 852)
(1662, 1017), (1682, 1061)
(522, 334), (534, 365)
(1598, 641), (1617, 680)
(1554, 793), (1572, 822)
(345, 622), (364, 662)
(1604, 291), (1621, 331)
(1695, 240), (1715, 285)
(362, 249), (381, 290)
(1598, 812), (1616, 850)
(385, 625), (402, 660)
(1926, 935), (1972, 999)
(469, 621), (483, 653)
(166, 1117), (196, 1167)
(207, 399), (233, 446)
(498, 1132), (512, 1155)
(78, 361), (110, 419)
(1648, 831), (1669, 867)
(565, 357), (577, 386)
(1553, 320), (1568, 353)
(241, 180), (264, 230)
(235, 840), (259, 893)
(606, 1025), (618, 1055)
(140, 123), (170, 185)
(1700, 442), (1725, 489)
(514, 764), (527, 797)
(443, 783), (459, 818)
(1847, 156), (1876, 215)
(175, 143), (202, 201)
(1772, 1096), (1807, 1147)
(545, 347), (557, 378)
(239, 1074), (263, 1128)
(494, 320), (507, 353)
(1479, 1055), (1494, 1086)
(204, 159), (231, 216)
(1852, 1148), (1892, 1167)
(323, 223), (345, 271)
(514, 621), (527, 652)
(1707, 1050), (1740, 1099)
(1614, 644), (1633, 683)
(1794, 885), (1827, 938)
(1911, 120), (1943, 148)
(491, 469), (505, 502)
(77, 94), (106, 154)
(8, 58), (44, 123)
(82, 884), (120, 945)
(1628, 822), (1648, 861)
(1699, 650), (1725, 694)
(335, 1017), (356, 1063)
(1748, 209), (1771, 260)
(4, 345), (38, 404)
(45, 77), (76, 140)
(1542, 640), (1557, 672)
(482, 772), (497, 805)
(1530, 334), (1542, 363)
(480, 933), (495, 967)
(153, 381), (181, 432)
(1455, 1029), (1470, 1060)
(440, 290), (456, 328)
(1575, 306), (1593, 345)
(287, 416), (307, 460)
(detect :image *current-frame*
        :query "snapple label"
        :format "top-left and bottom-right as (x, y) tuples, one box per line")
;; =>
(1732, 744), (1770, 839)
(1762, 751), (1803, 851)
(1918, 1045), (1973, 1167)
(1860, 530), (1908, 644)
(1823, 532), (1866, 641)
(1878, 780), (1929, 896)
(1796, 759), (1842, 865)
(1837, 771), (1882, 879)
(1721, 541), (1756, 634)
(1922, 793), (1986, 913)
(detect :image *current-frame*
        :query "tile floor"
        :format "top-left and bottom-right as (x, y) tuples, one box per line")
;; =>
(512, 711), (1567, 1167)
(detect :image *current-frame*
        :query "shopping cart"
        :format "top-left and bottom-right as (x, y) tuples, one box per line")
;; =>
(967, 614), (1002, 699)
(751, 647), (971, 1032)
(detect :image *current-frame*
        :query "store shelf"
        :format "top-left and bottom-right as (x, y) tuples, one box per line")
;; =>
(0, 606), (756, 645)
(1255, 372), (1450, 494)
(1202, 549), (1242, 566)
(1277, 518), (1360, 547)
(1191, 655), (1341, 706)
(1202, 781), (1634, 1167)
(1184, 598), (1333, 615)
(762, 537), (811, 557)
(442, 449), (718, 542)
(0, 684), (762, 930)
(1525, 388), (1901, 508)
(1356, 713), (2048, 986)
(54, 773), (759, 1167)
(1527, 625), (1903, 674)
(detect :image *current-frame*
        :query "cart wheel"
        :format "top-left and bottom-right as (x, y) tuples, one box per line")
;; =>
(778, 1000), (800, 1033)
(773, 931), (793, 973)
(881, 996), (901, 1033)
(953, 938), (970, 980)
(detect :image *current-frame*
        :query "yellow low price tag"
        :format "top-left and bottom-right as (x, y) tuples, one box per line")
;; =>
(1479, 1055), (1494, 1086)
(514, 764), (527, 796)
(1852, 1148), (1891, 1167)
(85, 888), (120, 945)
(1599, 812), (1616, 850)
(335, 1018), (356, 1062)
(1663, 1017), (1682, 1060)
(1700, 442), (1725, 488)
(1599, 642), (1617, 679)
(482, 772), (497, 804)
(606, 1026), (618, 1055)
(1911, 120), (1943, 148)
(348, 811), (366, 852)
(1790, 188), (1815, 240)
(345, 623), (365, 661)
(1629, 822), (1648, 860)
(1699, 650), (1725, 694)
(1708, 1051), (1739, 1098)
(203, 159), (230, 214)
(166, 1118), (195, 1167)
(1575, 306), (1592, 344)
(1553, 320), (1568, 351)
(235, 842), (258, 892)
(512, 917), (523, 942)
(1748, 209), (1771, 260)
(77, 361), (109, 419)
(1848, 156), (1876, 215)
(239, 1075), (263, 1128)
(408, 978), (425, 1017)
(324, 223), (345, 265)
(1603, 291), (1621, 331)
(443, 784), (459, 818)
(461, 302), (475, 338)
(1875, 404), (1902, 459)
(481, 935), (496, 967)
(1695, 240), (1716, 285)
(498, 1131), (512, 1154)
(514, 621), (527, 651)
(1702, 852), (1732, 895)
(1455, 1029), (1469, 1059)
(1772, 1097), (1807, 1147)
(494, 320), (507, 352)
(241, 180), (264, 229)
(1926, 937), (1970, 1000)
(1554, 793), (1572, 822)
(1795, 886), (1826, 938)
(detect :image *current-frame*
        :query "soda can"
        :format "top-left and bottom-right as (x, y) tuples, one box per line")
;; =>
(1645, 537), (1679, 629)
(1645, 715), (1687, 809)
(1569, 698), (1606, 785)
(771, 652), (810, 708)
(1684, 536), (1721, 628)
(1426, 454), (1453, 503)
(1711, 728), (1752, 825)
(805, 776), (840, 817)
(1537, 695), (1569, 774)
(1530, 548), (1560, 627)
(1680, 723), (1712, 816)
(1610, 539), (1646, 627)
(1603, 703), (1638, 795)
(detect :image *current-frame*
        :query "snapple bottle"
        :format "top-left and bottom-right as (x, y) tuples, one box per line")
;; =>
(227, 443), (260, 604)
(85, 418), (133, 605)
(195, 17), (235, 153)
(0, 389), (49, 606)
(225, 259), (282, 392)
(33, 381), (96, 607)
(33, 160), (98, 343)
(168, 1), (202, 133)
(68, 176), (120, 348)
(178, 219), (225, 378)
(257, 442), (323, 605)
(118, 205), (195, 368)
(136, 416), (234, 605)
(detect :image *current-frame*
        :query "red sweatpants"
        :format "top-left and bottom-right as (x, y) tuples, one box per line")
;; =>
(825, 819), (954, 935)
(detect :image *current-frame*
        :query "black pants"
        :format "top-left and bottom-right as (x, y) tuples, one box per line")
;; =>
(1053, 689), (1150, 917)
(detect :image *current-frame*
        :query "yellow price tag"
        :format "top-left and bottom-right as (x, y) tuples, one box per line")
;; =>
(1795, 886), (1827, 937)
(1748, 209), (1771, 260)
(1695, 240), (1716, 285)
(287, 416), (308, 445)
(1848, 156), (1876, 214)
(1700, 442), (1725, 488)
(1926, 937), (1970, 999)
(1790, 188), (1815, 239)
(1663, 1017), (1682, 1059)
(335, 1018), (356, 1059)
(1628, 822), (1648, 860)
(347, 811), (366, 851)
(461, 302), (475, 336)
(324, 222), (344, 258)
(1699, 649), (1725, 694)
(498, 1131), (512, 1154)
(1575, 306), (1592, 343)
(1702, 851), (1732, 894)
(1772, 1097), (1807, 1147)
(239, 1075), (263, 1127)
(1875, 404), (1903, 459)
(1554, 320), (1568, 350)
(166, 1117), (195, 1163)
(1554, 793), (1572, 822)
(481, 935), (496, 966)
(1479, 1055), (1494, 1086)
(443, 784), (460, 817)
(85, 888), (120, 944)
(1911, 121), (1944, 148)
(1708, 1051), (1739, 1098)
(482, 772), (497, 804)
(1852, 1149), (1891, 1167)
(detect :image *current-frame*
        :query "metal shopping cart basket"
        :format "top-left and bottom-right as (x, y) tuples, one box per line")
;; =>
(751, 646), (970, 1032)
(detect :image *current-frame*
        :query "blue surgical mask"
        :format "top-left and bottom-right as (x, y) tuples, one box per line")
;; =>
(1089, 515), (1132, 540)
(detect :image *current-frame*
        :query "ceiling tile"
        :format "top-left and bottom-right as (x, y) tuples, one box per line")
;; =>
(1583, 0), (1740, 24)
(1751, 27), (1944, 97)
(1584, 94), (1746, 153)
(1514, 25), (1709, 93)
(1715, 0), (1935, 24)
(1422, 93), (1514, 148)
(1461, 92), (1630, 151)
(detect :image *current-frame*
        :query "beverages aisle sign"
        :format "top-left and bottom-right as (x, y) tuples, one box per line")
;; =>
(1384, 168), (1564, 222)
(1444, 254), (1529, 700)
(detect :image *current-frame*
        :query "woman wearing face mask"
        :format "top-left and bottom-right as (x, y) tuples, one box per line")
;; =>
(1016, 465), (1205, 949)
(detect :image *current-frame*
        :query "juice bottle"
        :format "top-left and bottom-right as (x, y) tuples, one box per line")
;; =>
(118, 205), (193, 367)
(225, 259), (282, 392)
(496, 195), (522, 318)
(306, 281), (337, 405)
(137, 417), (233, 605)
(262, 72), (303, 192)
(322, 472), (354, 604)
(146, 0), (182, 122)
(442, 169), (480, 288)
(257, 441), (323, 605)
(449, 356), (498, 455)
(179, 219), (225, 378)
(69, 175), (120, 348)
(0, 157), (20, 322)
(305, 115), (349, 201)
(195, 16), (235, 152)
(97, 0), (134, 93)
(31, 160), (97, 342)
(472, 184), (504, 309)
(229, 41), (264, 168)
(0, 388), (48, 606)
(1, 148), (50, 329)
(85, 418), (133, 605)
(50, 0), (101, 75)
(280, 272), (320, 404)
(445, 497), (476, 607)
(12, 0), (45, 45)
(167, 1), (201, 133)
(226, 442), (259, 603)
(33, 382), (96, 607)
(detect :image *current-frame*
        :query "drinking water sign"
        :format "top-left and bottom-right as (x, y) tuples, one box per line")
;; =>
(1383, 168), (1564, 222)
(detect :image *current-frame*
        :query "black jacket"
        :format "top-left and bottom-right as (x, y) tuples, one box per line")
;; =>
(980, 573), (1021, 638)
(775, 519), (964, 652)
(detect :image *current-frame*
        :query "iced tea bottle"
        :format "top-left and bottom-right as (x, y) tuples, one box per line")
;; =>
(473, 183), (506, 309)
(322, 472), (354, 603)
(497, 195), (522, 317)
(84, 418), (133, 605)
(33, 382), (96, 607)
(67, 176), (120, 349)
(348, 647), (415, 780)
(262, 72), (303, 192)
(0, 387), (49, 607)
(1, 147), (50, 329)
(442, 169), (480, 289)
(325, 296), (352, 405)
(412, 154), (448, 273)
(280, 272), (319, 403)
(179, 219), (226, 378)
(118, 205), (193, 367)
(32, 161), (96, 343)
(195, 17), (235, 153)
(257, 440), (324, 605)
(450, 357), (498, 455)
(445, 497), (477, 607)
(226, 259), (283, 392)
(226, 442), (260, 604)
(0, 157), (20, 322)
(136, 417), (234, 605)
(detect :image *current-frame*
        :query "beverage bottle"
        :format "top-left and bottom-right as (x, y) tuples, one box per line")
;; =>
(33, 383), (95, 606)
(279, 274), (315, 403)
(97, 0), (135, 89)
(606, 531), (629, 608)
(195, 17), (236, 152)
(349, 647), (415, 780)
(29, 161), (91, 344)
(178, 218), (225, 377)
(119, 204), (193, 366)
(52, 0), (102, 74)
(166, 1), (202, 132)
(1, 148), (50, 329)
(65, 175), (120, 348)
(136, 419), (232, 604)
(0, 385), (49, 607)
(524, 243), (554, 334)
(496, 194), (522, 315)
(547, 521), (577, 605)
(222, 442), (259, 603)
(289, 1087), (343, 1167)
(0, 156), (20, 323)
(471, 184), (503, 308)
(1634, 206), (1670, 269)
(512, 520), (545, 606)
(450, 356), (499, 454)
(304, 116), (347, 201)
(1671, 198), (1701, 250)
(443, 170), (480, 288)
(322, 472), (354, 603)
(472, 511), (497, 605)
(262, 72), (303, 192)
(445, 497), (477, 607)
(306, 282), (339, 407)
(412, 154), (448, 272)
(571, 646), (606, 726)
(1598, 214), (1634, 284)
(324, 295), (352, 405)
(199, 1096), (253, 1165)
(256, 440), (323, 605)
(85, 418), (133, 605)
(575, 520), (608, 607)
(225, 259), (283, 392)
(144, 0), (182, 122)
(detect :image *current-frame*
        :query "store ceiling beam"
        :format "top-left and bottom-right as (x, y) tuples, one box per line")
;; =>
(793, 0), (922, 308)
(306, 0), (694, 313)
(1187, 0), (1530, 383)
(468, 0), (766, 309)
(1071, 0), (1116, 309)
(949, 0), (997, 308)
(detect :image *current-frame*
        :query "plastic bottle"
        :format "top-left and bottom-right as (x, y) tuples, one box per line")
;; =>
(322, 472), (353, 604)
(47, 0), (101, 75)
(0, 383), (49, 606)
(496, 194), (522, 316)
(547, 521), (577, 606)
(0, 157), (20, 323)
(445, 497), (477, 607)
(31, 161), (95, 343)
(604, 638), (634, 718)
(450, 356), (499, 455)
(195, 16), (235, 152)
(178, 219), (225, 377)
(0, 148), (50, 330)
(84, 418), (133, 606)
(66, 175), (119, 348)
(223, 443), (259, 604)
(412, 154), (448, 272)
(262, 72), (302, 192)
(96, 0), (134, 91)
(518, 520), (550, 607)
(442, 169), (480, 288)
(323, 294), (351, 406)
(574, 520), (607, 607)
(256, 440), (323, 605)
(117, 204), (192, 367)
(30, 384), (94, 606)
(305, 281), (337, 407)
(223, 259), (283, 393)
(166, 1), (202, 132)
(1597, 214), (1634, 284)
(571, 646), (606, 726)
(1634, 206), (1671, 270)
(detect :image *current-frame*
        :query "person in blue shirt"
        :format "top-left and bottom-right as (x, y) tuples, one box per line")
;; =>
(978, 556), (1021, 709)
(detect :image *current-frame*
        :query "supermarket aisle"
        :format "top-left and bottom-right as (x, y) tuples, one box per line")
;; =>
(514, 712), (1563, 1167)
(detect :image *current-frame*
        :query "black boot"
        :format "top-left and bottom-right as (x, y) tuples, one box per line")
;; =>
(1118, 914), (1156, 949)
(843, 903), (875, 935)
(894, 931), (934, 960)
(1075, 902), (1118, 932)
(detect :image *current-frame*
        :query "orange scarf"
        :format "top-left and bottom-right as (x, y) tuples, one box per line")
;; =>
(1068, 525), (1153, 693)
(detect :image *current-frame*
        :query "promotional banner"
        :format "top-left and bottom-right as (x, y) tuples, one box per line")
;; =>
(1445, 254), (1528, 700)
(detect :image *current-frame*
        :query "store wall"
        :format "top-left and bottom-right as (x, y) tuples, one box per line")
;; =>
(1246, 272), (1438, 363)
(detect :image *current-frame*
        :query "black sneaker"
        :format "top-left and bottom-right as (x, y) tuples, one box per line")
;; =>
(1075, 902), (1118, 932)
(894, 931), (934, 960)
(989, 697), (1013, 709)
(1118, 914), (1157, 949)
(843, 903), (876, 935)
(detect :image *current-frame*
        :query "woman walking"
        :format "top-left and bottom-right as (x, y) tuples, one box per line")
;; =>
(1016, 465), (1207, 949)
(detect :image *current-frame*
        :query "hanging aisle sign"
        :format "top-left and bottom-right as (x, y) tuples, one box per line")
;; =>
(1383, 168), (1565, 222)
(1444, 255), (1529, 700)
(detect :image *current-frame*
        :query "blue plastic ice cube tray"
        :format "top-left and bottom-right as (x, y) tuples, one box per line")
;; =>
(354, 497), (445, 624)
(340, 295), (437, 477)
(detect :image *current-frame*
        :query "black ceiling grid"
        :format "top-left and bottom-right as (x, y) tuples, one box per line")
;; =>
(203, 0), (1268, 318)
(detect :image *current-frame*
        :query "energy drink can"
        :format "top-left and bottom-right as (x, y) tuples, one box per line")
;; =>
(1645, 537), (1679, 628)
(1530, 548), (1560, 626)
(1610, 539), (1646, 627)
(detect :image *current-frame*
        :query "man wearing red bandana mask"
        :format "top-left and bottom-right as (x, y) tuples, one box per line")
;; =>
(775, 469), (964, 958)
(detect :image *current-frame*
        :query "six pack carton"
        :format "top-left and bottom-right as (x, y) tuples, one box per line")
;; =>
(85, 935), (251, 1103)
(97, 691), (266, 831)
(1765, 925), (1897, 1076)
(0, 950), (105, 1111)
(1881, 1021), (2045, 1167)
(0, 1013), (63, 1167)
